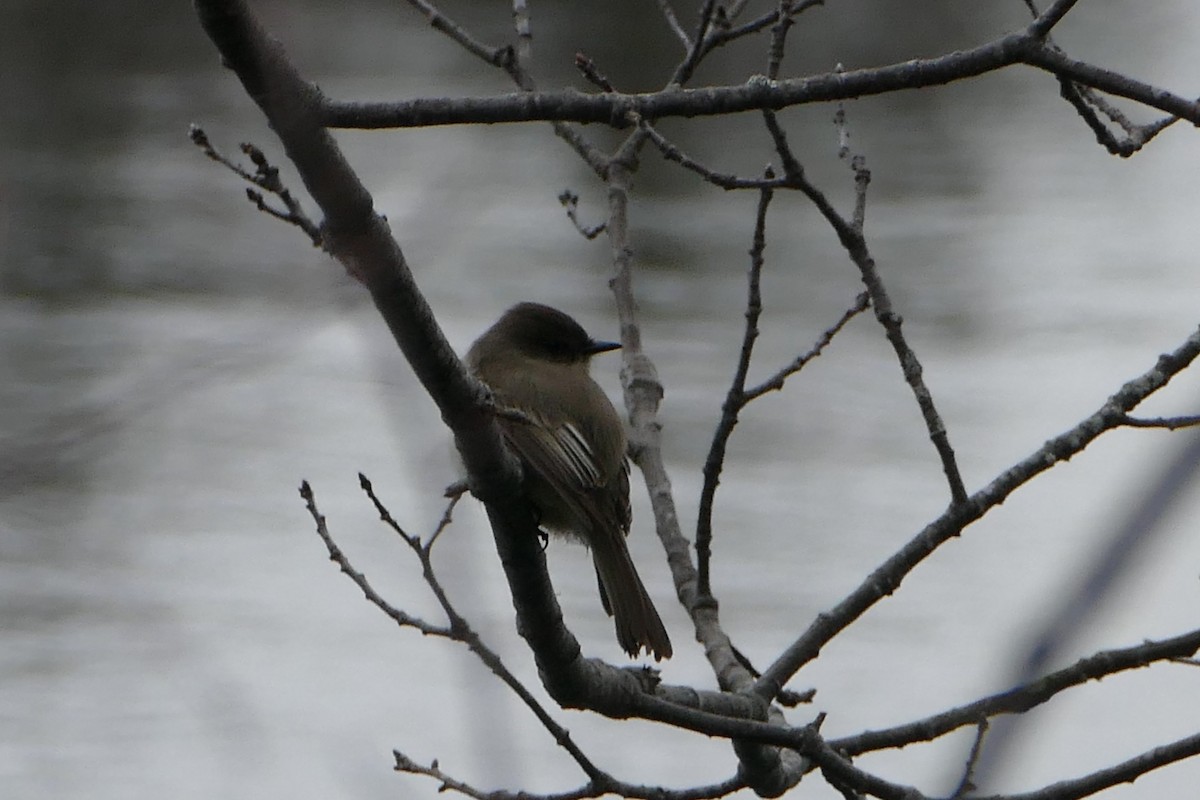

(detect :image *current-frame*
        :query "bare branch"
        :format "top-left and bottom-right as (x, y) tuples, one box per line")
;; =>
(321, 34), (1200, 131)
(349, 474), (605, 784)
(950, 720), (990, 799)
(394, 749), (747, 800)
(752, 325), (1200, 702)
(813, 199), (961, 500)
(974, 422), (1200, 785)
(1056, 75), (1182, 157)
(758, 127), (967, 504)
(574, 52), (617, 94)
(829, 627), (1200, 756)
(1118, 413), (1200, 430)
(1028, 0), (1082, 39)
(512, 0), (532, 63)
(742, 291), (870, 401)
(1021, 42), (1200, 126)
(670, 0), (720, 86)
(1019, 2), (1177, 156)
(196, 0), (759, 730)
(817, 725), (1200, 800)
(970, 733), (1200, 800)
(557, 190), (608, 240)
(402, 0), (610, 174)
(198, 1), (1200, 795)
(642, 120), (787, 189)
(189, 125), (323, 246)
(651, 0), (693, 51)
(808, 737), (924, 800)
(1079, 83), (1181, 144)
(605, 133), (804, 795)
(317, 37), (1012, 128)
(831, 95), (871, 230)
(724, 0), (755, 20)
(394, 752), (492, 800)
(299, 480), (452, 638)
(704, 1), (826, 56)
(765, 1), (796, 81)
(400, 0), (512, 66)
(696, 180), (775, 601)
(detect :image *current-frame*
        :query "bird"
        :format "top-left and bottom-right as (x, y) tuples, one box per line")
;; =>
(466, 302), (672, 660)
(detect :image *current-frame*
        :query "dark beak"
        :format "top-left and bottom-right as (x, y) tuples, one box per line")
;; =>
(586, 339), (621, 355)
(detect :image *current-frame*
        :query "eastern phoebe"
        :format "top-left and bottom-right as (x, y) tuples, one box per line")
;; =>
(467, 302), (673, 661)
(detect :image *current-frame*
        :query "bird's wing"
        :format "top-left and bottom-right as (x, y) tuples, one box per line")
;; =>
(496, 407), (629, 535)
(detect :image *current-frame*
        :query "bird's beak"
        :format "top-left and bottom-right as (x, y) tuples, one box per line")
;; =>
(586, 339), (621, 355)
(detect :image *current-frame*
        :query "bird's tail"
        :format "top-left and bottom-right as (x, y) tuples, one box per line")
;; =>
(590, 532), (673, 661)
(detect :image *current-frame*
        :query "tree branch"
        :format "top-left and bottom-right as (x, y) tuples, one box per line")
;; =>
(192, 0), (758, 730)
(320, 33), (1200, 130)
(752, 325), (1200, 702)
(696, 181), (774, 604)
(970, 733), (1200, 800)
(829, 627), (1200, 756)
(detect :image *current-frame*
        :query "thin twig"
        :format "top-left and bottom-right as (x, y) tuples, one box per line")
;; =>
(401, 0), (511, 64)
(696, 179), (775, 600)
(426, 487), (462, 550)
(190, 125), (323, 246)
(394, 750), (747, 800)
(399, 0), (609, 176)
(781, 162), (967, 504)
(558, 190), (608, 239)
(969, 732), (1200, 800)
(670, 0), (719, 86)
(743, 291), (870, 401)
(605, 128), (803, 796)
(765, 98), (963, 501)
(761, 108), (804, 179)
(353, 474), (611, 781)
(1060, 78), (1182, 156)
(949, 720), (989, 799)
(652, 0), (693, 50)
(512, 0), (532, 63)
(972, 420), (1200, 787)
(765, 0), (796, 81)
(641, 120), (788, 189)
(322, 32), (1200, 131)
(1118, 413), (1200, 430)
(832, 91), (871, 230)
(725, 0), (755, 19)
(575, 52), (616, 93)
(1027, 0), (1081, 39)
(752, 325), (1200, 704)
(705, 1), (825, 57)
(299, 480), (451, 637)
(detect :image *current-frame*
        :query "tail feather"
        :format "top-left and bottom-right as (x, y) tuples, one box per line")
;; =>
(590, 532), (672, 661)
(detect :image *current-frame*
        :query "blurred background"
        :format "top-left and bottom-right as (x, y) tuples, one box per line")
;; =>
(3, 0), (1199, 797)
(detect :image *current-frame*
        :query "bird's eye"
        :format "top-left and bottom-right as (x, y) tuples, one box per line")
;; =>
(534, 338), (576, 361)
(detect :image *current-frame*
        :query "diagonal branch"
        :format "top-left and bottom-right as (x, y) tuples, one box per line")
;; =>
(762, 104), (969, 505)
(828, 627), (1200, 756)
(321, 33), (1200, 130)
(401, 0), (609, 175)
(752, 324), (1200, 702)
(194, 0), (786, 741)
(969, 732), (1200, 800)
(696, 181), (774, 603)
(651, 0), (693, 51)
(1027, 0), (1081, 38)
(742, 292), (870, 402)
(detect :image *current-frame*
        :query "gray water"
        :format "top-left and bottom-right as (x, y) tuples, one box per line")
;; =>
(4, 1), (1200, 798)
